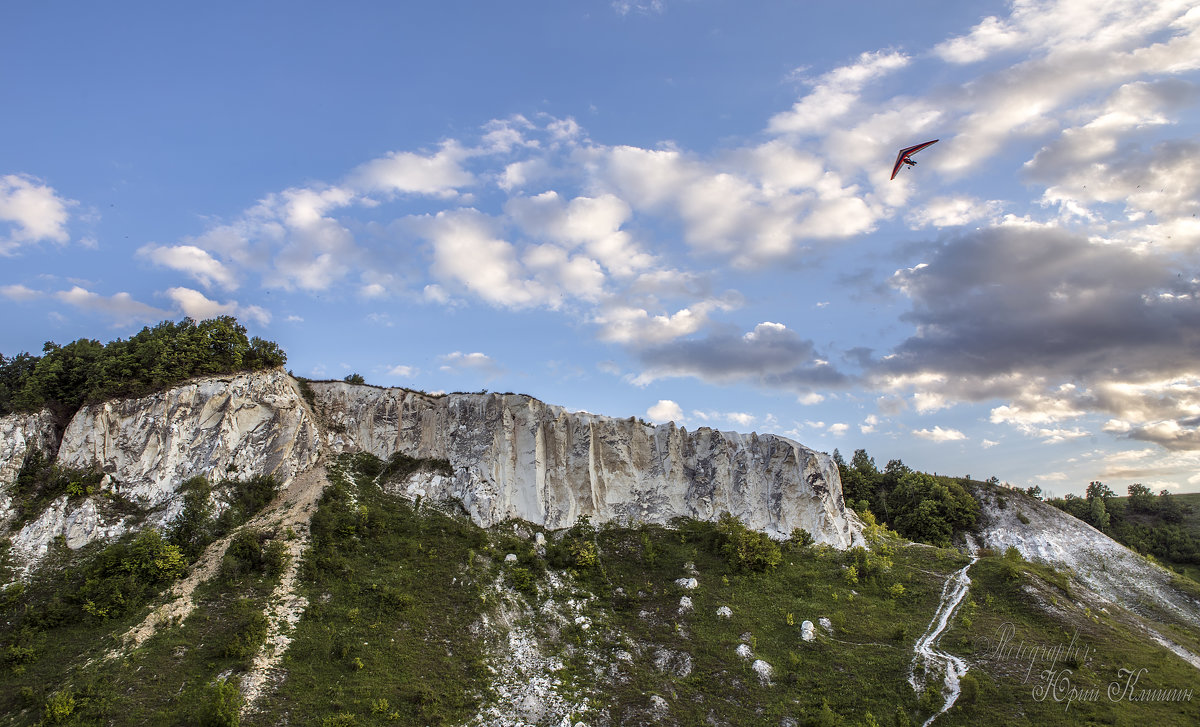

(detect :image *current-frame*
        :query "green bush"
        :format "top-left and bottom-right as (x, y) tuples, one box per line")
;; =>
(887, 472), (979, 548)
(43, 689), (76, 723)
(75, 528), (186, 623)
(222, 598), (269, 659)
(221, 528), (287, 581)
(198, 679), (243, 727)
(715, 513), (782, 572)
(169, 476), (215, 558)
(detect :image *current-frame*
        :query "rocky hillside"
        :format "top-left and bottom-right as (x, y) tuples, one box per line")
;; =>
(971, 482), (1200, 669)
(309, 381), (860, 545)
(1, 370), (1198, 726)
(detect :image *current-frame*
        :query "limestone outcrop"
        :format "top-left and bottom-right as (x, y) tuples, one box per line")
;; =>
(2, 370), (321, 572)
(0, 371), (861, 575)
(973, 485), (1200, 635)
(309, 382), (861, 546)
(56, 369), (321, 511)
(0, 409), (58, 526)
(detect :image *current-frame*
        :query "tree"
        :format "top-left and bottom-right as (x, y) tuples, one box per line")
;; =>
(1127, 483), (1154, 513)
(887, 472), (979, 547)
(1086, 481), (1116, 501)
(344, 373), (366, 385)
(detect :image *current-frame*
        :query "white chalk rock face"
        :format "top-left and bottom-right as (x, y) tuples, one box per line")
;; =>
(56, 369), (320, 510)
(973, 486), (1200, 630)
(10, 495), (128, 566)
(310, 383), (862, 547)
(0, 409), (58, 525)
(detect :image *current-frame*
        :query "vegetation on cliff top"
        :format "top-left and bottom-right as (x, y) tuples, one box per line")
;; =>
(0, 316), (286, 422)
(835, 448), (980, 548)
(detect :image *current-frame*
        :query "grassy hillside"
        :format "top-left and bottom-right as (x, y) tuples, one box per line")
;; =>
(2, 453), (1198, 726)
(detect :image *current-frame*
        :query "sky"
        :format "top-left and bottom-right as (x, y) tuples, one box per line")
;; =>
(3, 1), (1200, 497)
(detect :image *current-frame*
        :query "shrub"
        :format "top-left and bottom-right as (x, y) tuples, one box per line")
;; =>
(715, 513), (782, 572)
(198, 679), (243, 727)
(43, 690), (76, 723)
(788, 528), (815, 548)
(168, 476), (214, 558)
(222, 598), (269, 659)
(73, 528), (186, 623)
(508, 566), (536, 595)
(221, 528), (287, 581)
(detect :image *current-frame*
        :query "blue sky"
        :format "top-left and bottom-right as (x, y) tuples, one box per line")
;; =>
(4, 1), (1200, 496)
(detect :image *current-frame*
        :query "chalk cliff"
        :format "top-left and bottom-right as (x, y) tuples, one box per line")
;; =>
(0, 409), (58, 527)
(0, 371), (861, 574)
(309, 382), (861, 546)
(55, 369), (320, 510)
(2, 370), (321, 569)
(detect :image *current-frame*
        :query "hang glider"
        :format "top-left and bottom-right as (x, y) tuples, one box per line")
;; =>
(890, 139), (939, 180)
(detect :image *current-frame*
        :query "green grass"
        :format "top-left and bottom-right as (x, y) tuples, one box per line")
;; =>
(248, 454), (492, 726)
(5, 453), (1199, 726)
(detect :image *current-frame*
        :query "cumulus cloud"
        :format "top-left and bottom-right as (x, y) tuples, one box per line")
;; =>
(1, 283), (42, 301)
(691, 409), (755, 429)
(421, 209), (556, 308)
(54, 286), (168, 325)
(647, 399), (684, 424)
(593, 299), (734, 346)
(906, 196), (1003, 228)
(386, 364), (418, 377)
(139, 244), (239, 290)
(165, 286), (271, 325)
(0, 174), (74, 253)
(913, 426), (967, 442)
(877, 224), (1200, 449)
(439, 351), (502, 379)
(349, 141), (475, 198)
(630, 321), (849, 392)
(769, 50), (910, 135)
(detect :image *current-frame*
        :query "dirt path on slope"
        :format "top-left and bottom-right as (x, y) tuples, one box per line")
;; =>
(109, 462), (329, 657)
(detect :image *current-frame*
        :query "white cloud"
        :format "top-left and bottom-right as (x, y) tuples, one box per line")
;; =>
(138, 244), (239, 290)
(386, 364), (418, 377)
(55, 286), (168, 325)
(593, 301), (725, 346)
(166, 287), (238, 319)
(769, 50), (910, 135)
(691, 410), (755, 429)
(439, 351), (502, 379)
(164, 286), (271, 325)
(907, 197), (1002, 228)
(1, 283), (41, 301)
(860, 414), (879, 434)
(913, 426), (967, 442)
(647, 399), (684, 424)
(1035, 471), (1069, 482)
(828, 422), (849, 436)
(612, 0), (665, 16)
(349, 141), (475, 198)
(506, 191), (653, 277)
(422, 209), (555, 308)
(0, 174), (74, 253)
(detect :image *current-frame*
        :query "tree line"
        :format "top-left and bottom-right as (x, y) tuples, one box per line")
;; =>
(0, 316), (286, 422)
(833, 448), (980, 548)
(1047, 482), (1200, 568)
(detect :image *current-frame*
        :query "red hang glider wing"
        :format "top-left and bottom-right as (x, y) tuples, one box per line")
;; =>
(890, 139), (939, 180)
